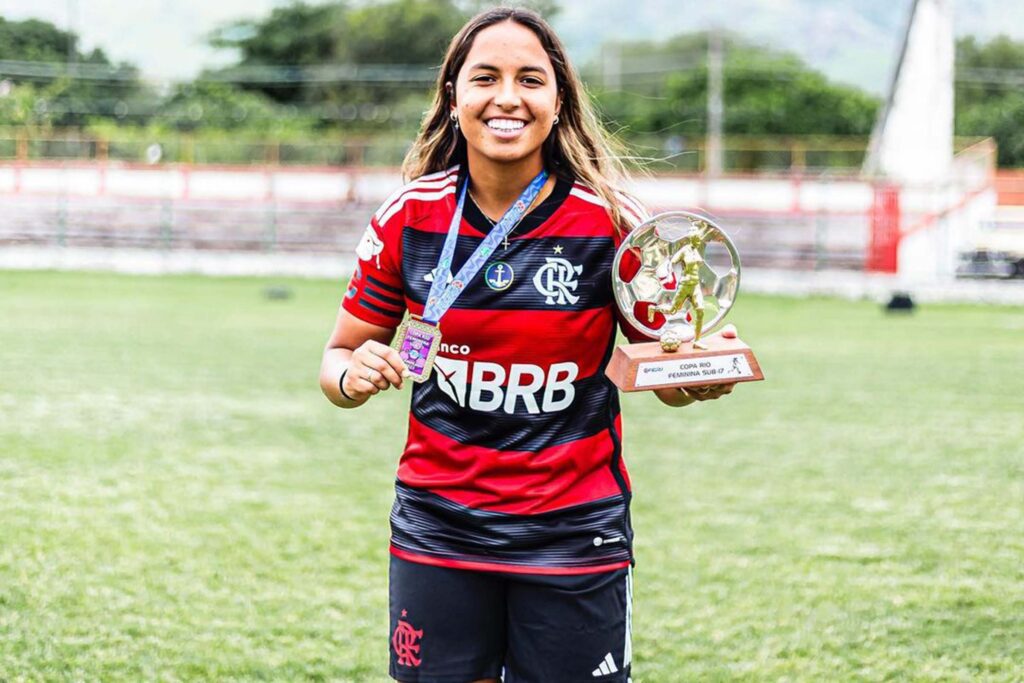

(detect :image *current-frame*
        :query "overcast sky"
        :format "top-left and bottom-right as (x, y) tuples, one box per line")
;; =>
(2, 0), (1022, 93)
(1, 0), (284, 79)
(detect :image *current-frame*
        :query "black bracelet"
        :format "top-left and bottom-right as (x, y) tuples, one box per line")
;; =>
(338, 369), (357, 401)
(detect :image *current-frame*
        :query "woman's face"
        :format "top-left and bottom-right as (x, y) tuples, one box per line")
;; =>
(452, 20), (561, 172)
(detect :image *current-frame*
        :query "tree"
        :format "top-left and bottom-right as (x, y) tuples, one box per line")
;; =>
(209, 3), (345, 104)
(156, 82), (313, 133)
(0, 16), (78, 62)
(593, 31), (879, 146)
(956, 35), (1024, 167)
(0, 15), (147, 127)
(342, 0), (468, 65)
(208, 0), (466, 109)
(206, 1), (560, 115)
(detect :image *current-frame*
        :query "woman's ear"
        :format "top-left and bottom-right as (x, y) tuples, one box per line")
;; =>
(445, 81), (455, 109)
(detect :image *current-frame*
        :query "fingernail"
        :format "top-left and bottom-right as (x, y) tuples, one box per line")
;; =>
(401, 370), (411, 378)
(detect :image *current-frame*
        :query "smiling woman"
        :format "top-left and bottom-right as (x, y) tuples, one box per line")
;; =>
(318, 7), (737, 683)
(402, 8), (637, 234)
(451, 21), (561, 193)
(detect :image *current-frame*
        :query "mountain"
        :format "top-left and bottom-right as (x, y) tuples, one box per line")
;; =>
(552, 0), (1024, 95)
(1, 0), (1022, 89)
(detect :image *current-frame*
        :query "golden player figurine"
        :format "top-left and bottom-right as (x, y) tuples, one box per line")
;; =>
(647, 228), (708, 349)
(606, 211), (763, 392)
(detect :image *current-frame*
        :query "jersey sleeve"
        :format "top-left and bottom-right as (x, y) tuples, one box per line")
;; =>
(342, 213), (407, 328)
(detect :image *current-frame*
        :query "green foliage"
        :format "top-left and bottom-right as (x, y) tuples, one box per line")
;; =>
(1, 270), (1022, 679)
(156, 81), (316, 133)
(0, 80), (47, 128)
(15, 8), (1024, 169)
(0, 15), (147, 127)
(956, 35), (1024, 167)
(210, 3), (342, 65)
(209, 2), (344, 104)
(0, 16), (81, 62)
(341, 0), (466, 65)
(208, 0), (465, 110)
(594, 32), (880, 143)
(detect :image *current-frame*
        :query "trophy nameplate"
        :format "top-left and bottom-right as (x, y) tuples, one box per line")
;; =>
(605, 211), (765, 392)
(606, 334), (763, 392)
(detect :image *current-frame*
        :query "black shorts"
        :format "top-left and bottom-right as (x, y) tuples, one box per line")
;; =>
(388, 555), (633, 682)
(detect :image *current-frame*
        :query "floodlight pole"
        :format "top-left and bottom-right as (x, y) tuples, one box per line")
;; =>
(706, 28), (724, 177)
(66, 0), (78, 71)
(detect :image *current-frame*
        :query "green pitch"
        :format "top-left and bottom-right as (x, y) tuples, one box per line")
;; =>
(1, 270), (1021, 681)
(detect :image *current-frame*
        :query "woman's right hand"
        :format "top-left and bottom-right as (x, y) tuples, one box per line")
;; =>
(341, 339), (410, 401)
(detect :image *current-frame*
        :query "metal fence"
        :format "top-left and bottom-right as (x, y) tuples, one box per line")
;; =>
(0, 130), (414, 167)
(1, 195), (371, 253)
(0, 136), (1001, 275)
(0, 128), (894, 173)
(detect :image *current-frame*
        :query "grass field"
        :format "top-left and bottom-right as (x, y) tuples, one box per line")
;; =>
(1, 269), (1022, 682)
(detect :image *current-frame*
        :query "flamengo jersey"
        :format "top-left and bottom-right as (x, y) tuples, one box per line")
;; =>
(343, 165), (649, 575)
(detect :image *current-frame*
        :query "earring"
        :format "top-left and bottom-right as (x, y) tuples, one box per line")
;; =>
(553, 114), (560, 125)
(450, 111), (459, 130)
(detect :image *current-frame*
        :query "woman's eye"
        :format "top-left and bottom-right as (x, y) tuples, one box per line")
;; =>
(472, 75), (496, 83)
(522, 77), (543, 86)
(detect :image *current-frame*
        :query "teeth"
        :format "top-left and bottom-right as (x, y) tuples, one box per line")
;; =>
(487, 119), (525, 131)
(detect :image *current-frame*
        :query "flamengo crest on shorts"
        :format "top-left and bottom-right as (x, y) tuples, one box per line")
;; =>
(391, 609), (423, 668)
(342, 167), (651, 574)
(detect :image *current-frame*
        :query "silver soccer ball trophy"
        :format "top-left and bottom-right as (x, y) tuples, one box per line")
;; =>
(612, 211), (741, 352)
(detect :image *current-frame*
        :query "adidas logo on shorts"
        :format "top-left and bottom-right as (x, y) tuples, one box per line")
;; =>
(592, 652), (618, 677)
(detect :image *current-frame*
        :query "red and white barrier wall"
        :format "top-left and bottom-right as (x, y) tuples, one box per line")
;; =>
(0, 159), (998, 279)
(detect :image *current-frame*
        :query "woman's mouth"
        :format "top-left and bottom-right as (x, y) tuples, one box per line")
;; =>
(485, 118), (527, 139)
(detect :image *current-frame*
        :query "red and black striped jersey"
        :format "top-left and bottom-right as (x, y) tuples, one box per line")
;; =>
(343, 165), (650, 575)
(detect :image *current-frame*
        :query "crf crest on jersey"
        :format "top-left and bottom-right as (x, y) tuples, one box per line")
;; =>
(533, 257), (583, 305)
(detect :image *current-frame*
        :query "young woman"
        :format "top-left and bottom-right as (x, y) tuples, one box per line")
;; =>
(319, 8), (733, 682)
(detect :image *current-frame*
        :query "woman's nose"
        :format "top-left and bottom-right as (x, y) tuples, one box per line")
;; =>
(493, 79), (521, 109)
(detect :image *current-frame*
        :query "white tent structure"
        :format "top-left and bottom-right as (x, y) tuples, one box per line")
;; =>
(864, 0), (996, 281)
(865, 0), (955, 185)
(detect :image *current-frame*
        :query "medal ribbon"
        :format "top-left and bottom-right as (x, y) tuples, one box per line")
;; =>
(422, 169), (548, 324)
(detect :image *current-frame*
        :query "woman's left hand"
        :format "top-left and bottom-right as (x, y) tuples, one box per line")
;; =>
(653, 381), (735, 406)
(679, 383), (735, 402)
(652, 324), (741, 407)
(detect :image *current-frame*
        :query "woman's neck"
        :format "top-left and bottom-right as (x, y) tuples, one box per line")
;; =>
(466, 153), (548, 220)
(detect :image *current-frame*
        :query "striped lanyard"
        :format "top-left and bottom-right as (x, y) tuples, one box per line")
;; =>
(422, 169), (548, 325)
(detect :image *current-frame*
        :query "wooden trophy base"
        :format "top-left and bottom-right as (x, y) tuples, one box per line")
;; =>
(605, 335), (764, 392)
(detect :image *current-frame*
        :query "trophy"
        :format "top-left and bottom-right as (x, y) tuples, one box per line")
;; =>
(605, 211), (764, 391)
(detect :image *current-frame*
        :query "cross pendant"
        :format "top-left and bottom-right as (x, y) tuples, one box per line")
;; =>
(503, 235), (510, 250)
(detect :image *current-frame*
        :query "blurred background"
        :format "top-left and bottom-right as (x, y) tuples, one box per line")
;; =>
(0, 0), (1022, 285)
(1, 1), (1022, 680)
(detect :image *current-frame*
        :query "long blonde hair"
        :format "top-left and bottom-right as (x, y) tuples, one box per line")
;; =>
(402, 8), (635, 234)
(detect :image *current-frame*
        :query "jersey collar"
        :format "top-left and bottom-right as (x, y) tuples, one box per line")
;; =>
(462, 173), (573, 238)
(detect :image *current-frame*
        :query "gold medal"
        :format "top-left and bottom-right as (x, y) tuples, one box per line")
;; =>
(394, 316), (443, 383)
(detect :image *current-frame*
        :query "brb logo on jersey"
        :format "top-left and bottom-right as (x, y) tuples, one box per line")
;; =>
(434, 356), (578, 414)
(533, 257), (583, 305)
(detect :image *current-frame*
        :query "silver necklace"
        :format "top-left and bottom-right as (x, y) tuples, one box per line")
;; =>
(470, 190), (529, 250)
